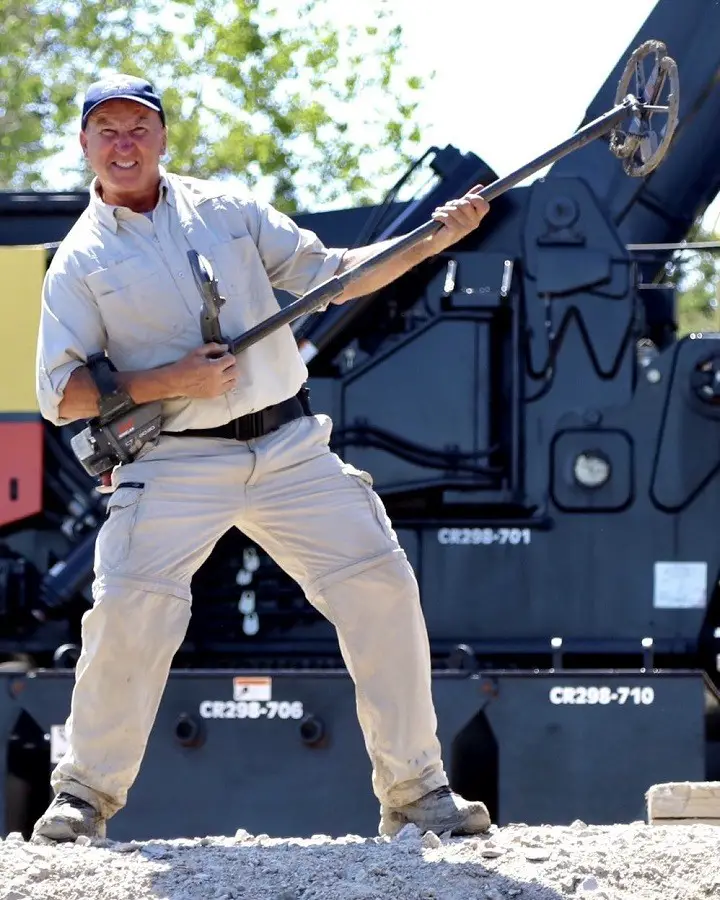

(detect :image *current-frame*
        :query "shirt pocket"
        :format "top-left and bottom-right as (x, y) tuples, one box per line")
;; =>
(85, 256), (184, 344)
(208, 235), (278, 329)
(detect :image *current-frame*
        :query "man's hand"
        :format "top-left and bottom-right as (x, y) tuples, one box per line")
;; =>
(331, 184), (491, 305)
(168, 343), (238, 398)
(427, 184), (490, 254)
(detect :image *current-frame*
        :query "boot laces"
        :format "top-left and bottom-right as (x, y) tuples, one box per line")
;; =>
(56, 792), (95, 812)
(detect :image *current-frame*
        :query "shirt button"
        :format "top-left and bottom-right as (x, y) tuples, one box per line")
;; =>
(178, 272), (184, 278)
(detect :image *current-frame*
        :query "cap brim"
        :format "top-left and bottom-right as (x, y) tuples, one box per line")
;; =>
(82, 96), (163, 126)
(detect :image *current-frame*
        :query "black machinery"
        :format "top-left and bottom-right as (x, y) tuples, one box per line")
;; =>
(2, 0), (720, 841)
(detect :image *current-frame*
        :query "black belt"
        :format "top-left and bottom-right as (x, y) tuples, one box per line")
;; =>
(163, 388), (311, 442)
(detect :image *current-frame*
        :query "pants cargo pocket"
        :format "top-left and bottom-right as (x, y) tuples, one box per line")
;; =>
(95, 483), (146, 574)
(342, 463), (397, 544)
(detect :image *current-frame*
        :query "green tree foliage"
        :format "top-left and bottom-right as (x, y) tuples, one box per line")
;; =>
(0, 0), (428, 212)
(666, 219), (720, 336)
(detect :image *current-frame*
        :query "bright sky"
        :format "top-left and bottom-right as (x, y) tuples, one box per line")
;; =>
(388, 0), (655, 173)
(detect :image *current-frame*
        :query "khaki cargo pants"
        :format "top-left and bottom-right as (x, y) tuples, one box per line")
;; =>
(52, 413), (448, 819)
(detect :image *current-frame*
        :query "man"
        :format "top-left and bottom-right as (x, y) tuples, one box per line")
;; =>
(32, 73), (492, 844)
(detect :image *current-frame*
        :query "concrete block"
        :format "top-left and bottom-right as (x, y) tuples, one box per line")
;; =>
(646, 781), (720, 825)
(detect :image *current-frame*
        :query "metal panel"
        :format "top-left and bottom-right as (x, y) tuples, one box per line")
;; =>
(0, 668), (707, 839)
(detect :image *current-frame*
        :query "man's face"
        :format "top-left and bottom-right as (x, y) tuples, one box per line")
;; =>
(80, 99), (167, 200)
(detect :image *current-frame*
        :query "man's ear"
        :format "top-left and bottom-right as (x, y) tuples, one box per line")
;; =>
(79, 131), (88, 157)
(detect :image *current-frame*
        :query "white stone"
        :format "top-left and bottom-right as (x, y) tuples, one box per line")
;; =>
(647, 781), (720, 824)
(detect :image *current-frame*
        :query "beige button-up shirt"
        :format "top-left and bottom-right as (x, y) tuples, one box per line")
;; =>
(36, 168), (347, 430)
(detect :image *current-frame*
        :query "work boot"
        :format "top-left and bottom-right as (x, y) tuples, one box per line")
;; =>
(31, 792), (106, 843)
(379, 785), (491, 837)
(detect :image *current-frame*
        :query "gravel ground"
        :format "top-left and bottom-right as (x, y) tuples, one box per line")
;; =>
(1, 819), (719, 900)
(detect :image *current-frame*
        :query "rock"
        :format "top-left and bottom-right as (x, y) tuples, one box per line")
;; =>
(88, 838), (112, 849)
(141, 843), (169, 859)
(483, 889), (504, 900)
(113, 842), (140, 853)
(646, 781), (720, 825)
(26, 865), (51, 879)
(524, 846), (552, 862)
(75, 834), (92, 846)
(421, 831), (442, 849)
(480, 842), (508, 858)
(581, 875), (599, 891)
(395, 823), (422, 844)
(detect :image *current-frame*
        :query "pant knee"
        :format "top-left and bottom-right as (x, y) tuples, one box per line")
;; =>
(82, 578), (191, 659)
(93, 571), (191, 604)
(308, 548), (416, 603)
(308, 552), (422, 637)
(362, 553), (419, 603)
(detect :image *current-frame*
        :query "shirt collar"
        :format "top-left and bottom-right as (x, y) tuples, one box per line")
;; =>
(88, 165), (175, 233)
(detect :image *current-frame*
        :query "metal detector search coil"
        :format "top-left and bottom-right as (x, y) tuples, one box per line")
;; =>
(609, 40), (680, 177)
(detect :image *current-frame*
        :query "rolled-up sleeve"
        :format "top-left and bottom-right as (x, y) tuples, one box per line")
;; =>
(36, 260), (106, 426)
(249, 200), (347, 298)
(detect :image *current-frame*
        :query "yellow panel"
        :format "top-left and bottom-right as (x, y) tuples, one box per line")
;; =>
(0, 245), (47, 413)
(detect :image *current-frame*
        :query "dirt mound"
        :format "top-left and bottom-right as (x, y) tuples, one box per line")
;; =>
(1, 819), (718, 900)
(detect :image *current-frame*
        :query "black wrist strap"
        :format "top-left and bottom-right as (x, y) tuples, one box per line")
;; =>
(86, 352), (135, 423)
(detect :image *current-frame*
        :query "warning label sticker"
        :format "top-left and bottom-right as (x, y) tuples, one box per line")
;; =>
(653, 561), (708, 609)
(233, 676), (272, 702)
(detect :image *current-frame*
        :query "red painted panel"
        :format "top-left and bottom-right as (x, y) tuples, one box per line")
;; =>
(0, 420), (44, 528)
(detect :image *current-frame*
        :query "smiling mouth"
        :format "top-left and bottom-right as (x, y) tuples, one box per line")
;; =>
(112, 161), (138, 170)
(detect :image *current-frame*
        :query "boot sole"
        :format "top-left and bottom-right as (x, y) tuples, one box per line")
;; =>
(32, 817), (106, 843)
(381, 806), (491, 837)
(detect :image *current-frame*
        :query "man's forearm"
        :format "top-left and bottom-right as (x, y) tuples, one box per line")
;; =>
(330, 185), (491, 304)
(57, 363), (179, 421)
(332, 233), (435, 304)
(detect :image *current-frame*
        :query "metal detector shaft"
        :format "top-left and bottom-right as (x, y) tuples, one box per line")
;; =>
(230, 98), (635, 356)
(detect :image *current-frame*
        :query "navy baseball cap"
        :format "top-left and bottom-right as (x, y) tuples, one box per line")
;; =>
(81, 75), (166, 130)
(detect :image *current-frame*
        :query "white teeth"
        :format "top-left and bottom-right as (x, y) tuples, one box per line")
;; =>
(114, 162), (136, 168)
